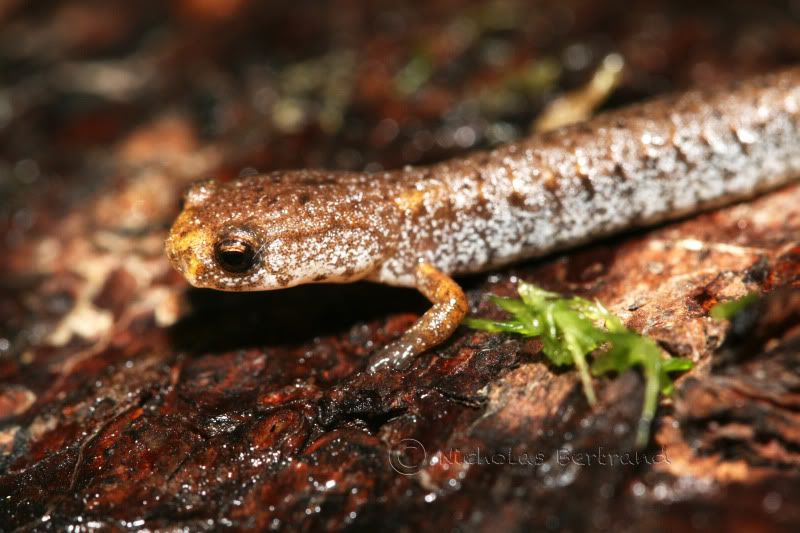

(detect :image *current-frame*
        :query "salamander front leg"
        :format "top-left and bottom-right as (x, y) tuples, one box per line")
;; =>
(368, 262), (468, 373)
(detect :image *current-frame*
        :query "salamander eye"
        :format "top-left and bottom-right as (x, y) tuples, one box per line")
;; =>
(214, 237), (256, 273)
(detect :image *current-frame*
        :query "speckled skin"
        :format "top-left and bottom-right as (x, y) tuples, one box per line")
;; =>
(166, 67), (800, 371)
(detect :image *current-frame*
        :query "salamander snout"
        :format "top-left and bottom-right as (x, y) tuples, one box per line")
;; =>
(165, 211), (270, 291)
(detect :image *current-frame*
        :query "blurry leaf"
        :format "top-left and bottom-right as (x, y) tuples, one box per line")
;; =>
(395, 51), (434, 95)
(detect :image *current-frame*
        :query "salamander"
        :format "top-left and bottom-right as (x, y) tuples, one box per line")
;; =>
(165, 67), (800, 372)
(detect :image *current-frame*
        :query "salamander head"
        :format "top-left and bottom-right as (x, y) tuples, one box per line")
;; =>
(165, 176), (387, 291)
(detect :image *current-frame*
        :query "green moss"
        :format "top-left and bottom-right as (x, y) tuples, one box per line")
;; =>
(463, 282), (693, 447)
(709, 293), (758, 320)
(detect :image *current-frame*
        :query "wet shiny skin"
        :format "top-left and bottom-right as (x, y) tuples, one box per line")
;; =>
(166, 67), (800, 371)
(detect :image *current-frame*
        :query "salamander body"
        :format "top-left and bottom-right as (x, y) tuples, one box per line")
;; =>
(166, 67), (800, 371)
